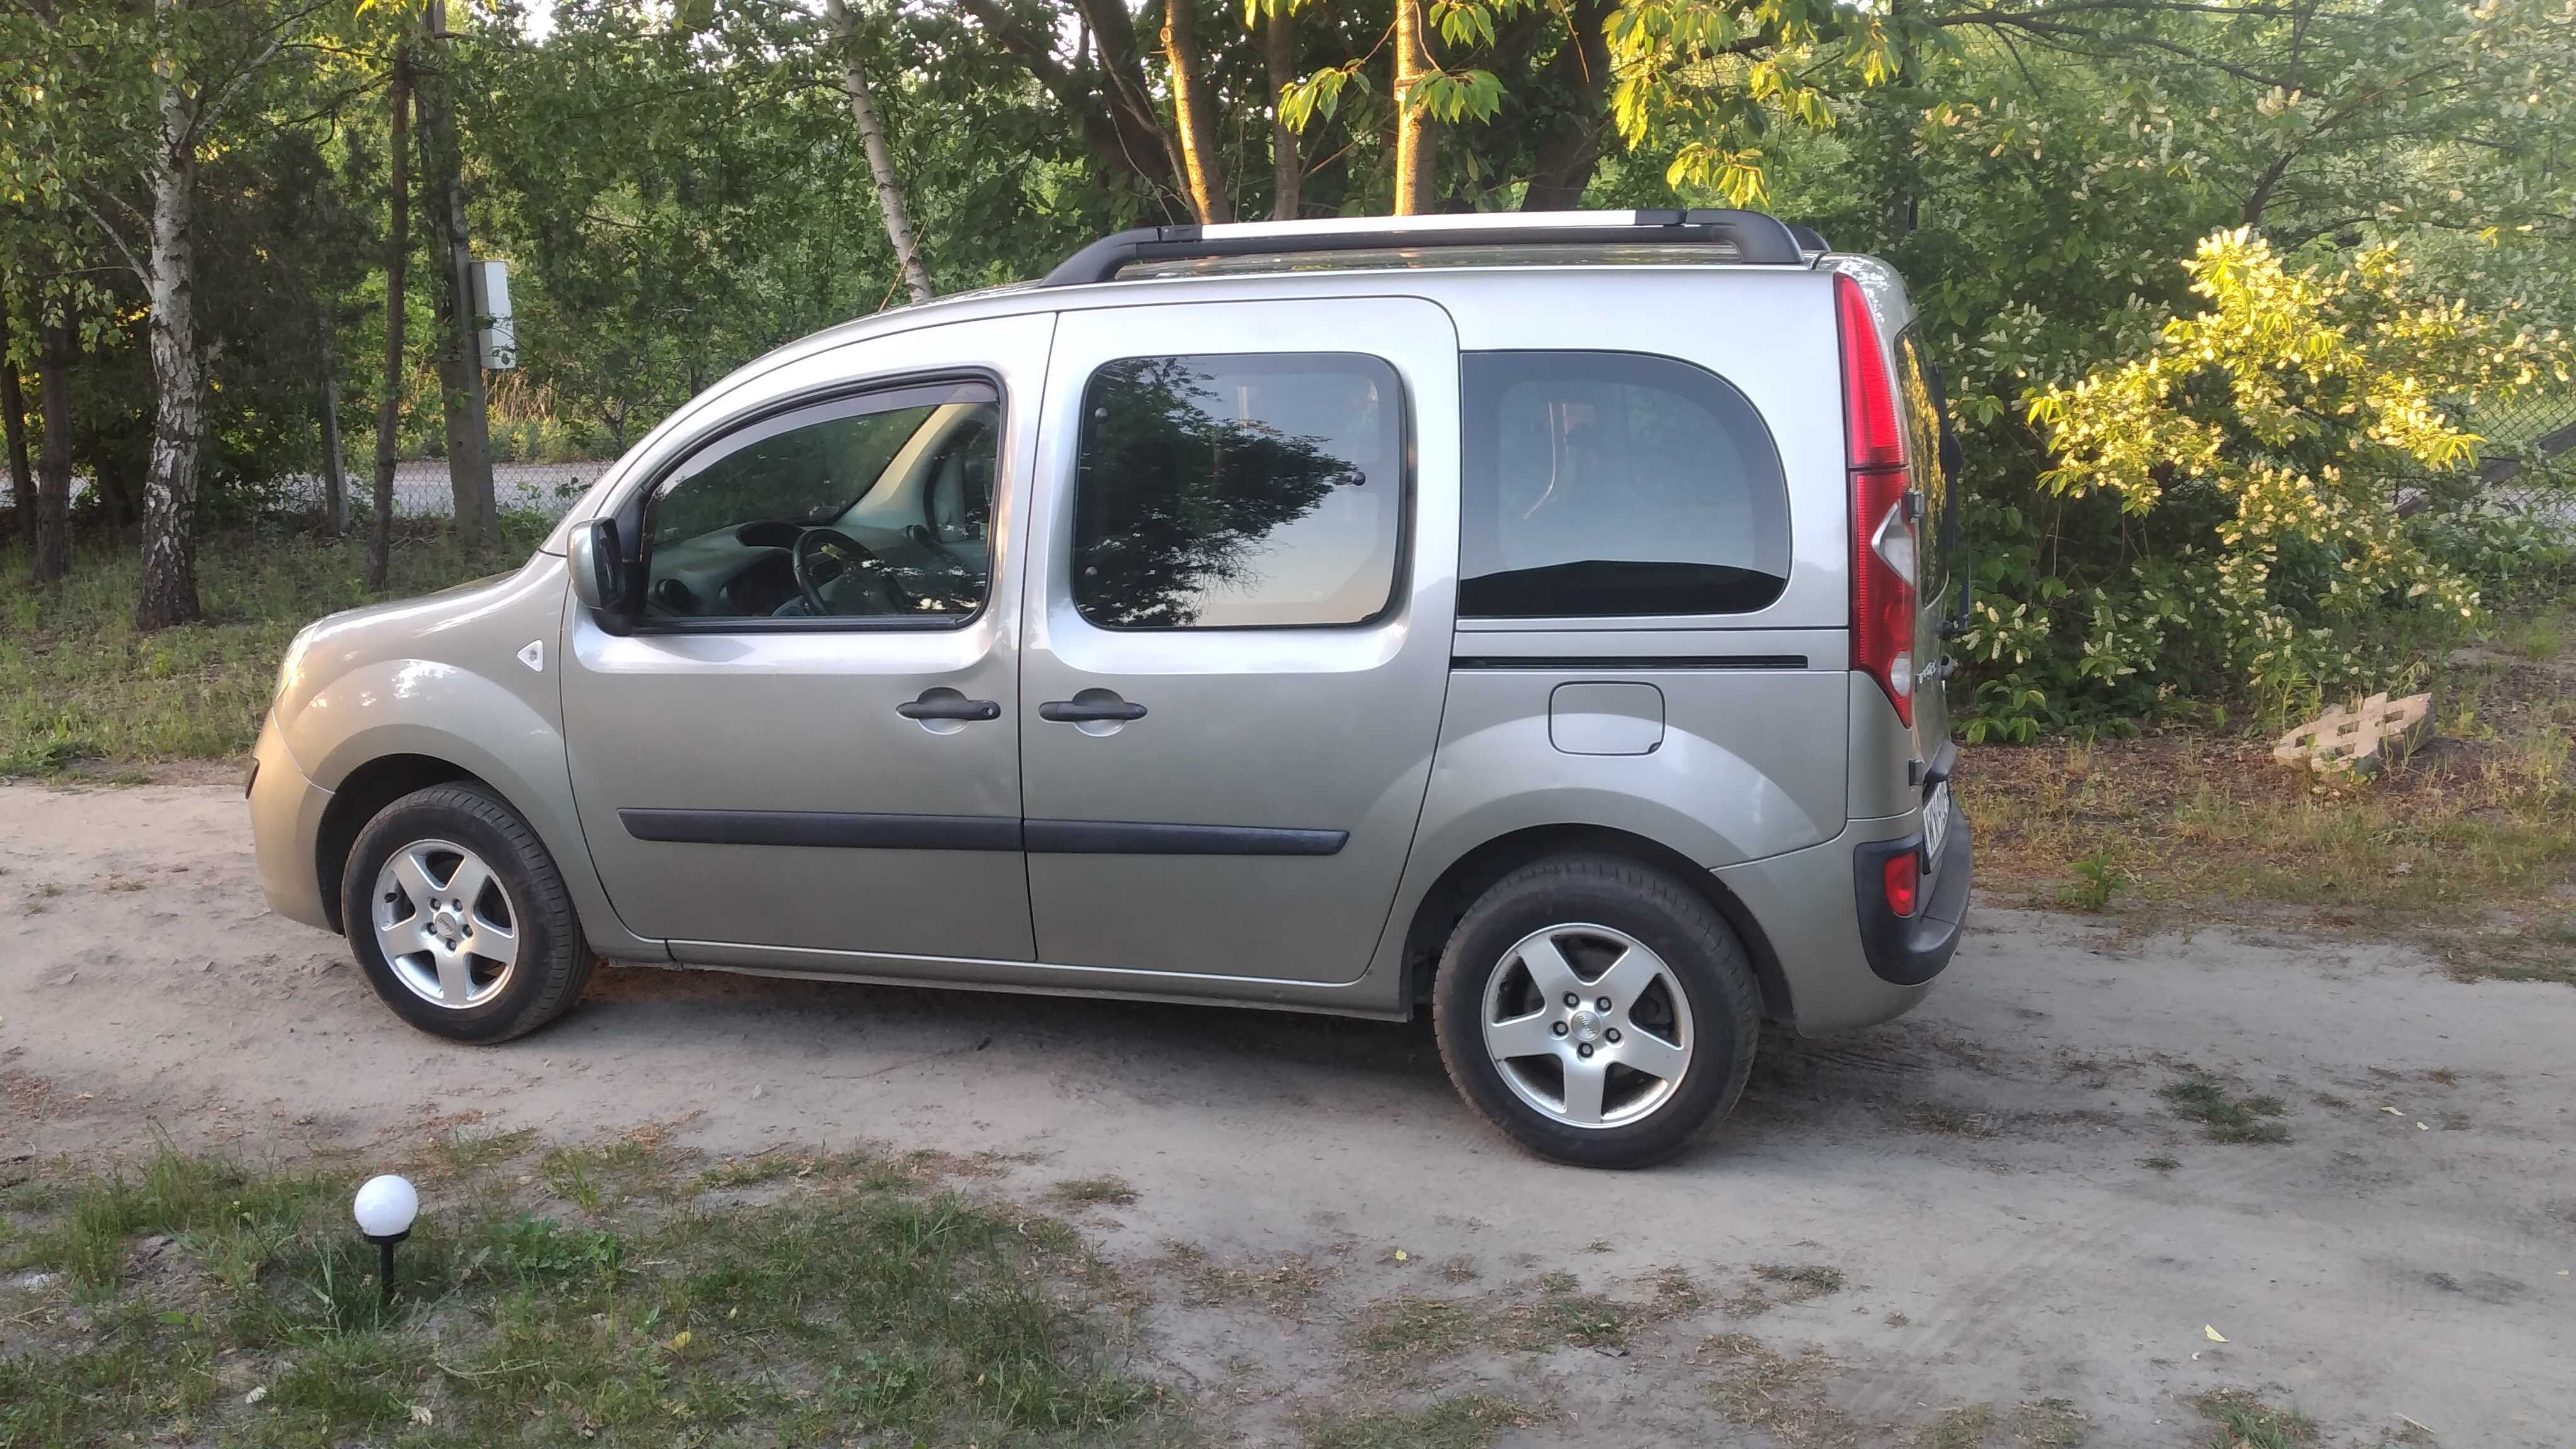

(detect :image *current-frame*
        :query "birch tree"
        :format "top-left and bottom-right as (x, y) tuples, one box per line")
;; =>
(823, 0), (934, 302)
(0, 0), (336, 626)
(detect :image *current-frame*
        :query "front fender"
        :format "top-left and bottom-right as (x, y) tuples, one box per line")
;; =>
(272, 553), (660, 961)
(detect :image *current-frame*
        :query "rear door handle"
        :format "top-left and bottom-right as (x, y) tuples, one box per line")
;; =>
(1038, 696), (1148, 723)
(897, 691), (1002, 722)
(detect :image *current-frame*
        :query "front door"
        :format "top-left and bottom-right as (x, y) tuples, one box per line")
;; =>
(1019, 298), (1460, 983)
(564, 314), (1050, 961)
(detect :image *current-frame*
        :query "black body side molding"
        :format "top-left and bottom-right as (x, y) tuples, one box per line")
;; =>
(619, 809), (1346, 857)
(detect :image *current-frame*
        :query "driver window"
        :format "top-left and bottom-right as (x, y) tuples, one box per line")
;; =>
(642, 379), (999, 625)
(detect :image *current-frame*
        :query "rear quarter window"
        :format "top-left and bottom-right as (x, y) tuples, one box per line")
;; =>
(1458, 351), (1790, 618)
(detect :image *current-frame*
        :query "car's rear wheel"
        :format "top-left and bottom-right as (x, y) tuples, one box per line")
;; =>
(1431, 854), (1760, 1168)
(341, 784), (593, 1043)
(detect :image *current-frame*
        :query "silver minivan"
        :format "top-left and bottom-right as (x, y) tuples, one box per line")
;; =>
(250, 210), (1971, 1167)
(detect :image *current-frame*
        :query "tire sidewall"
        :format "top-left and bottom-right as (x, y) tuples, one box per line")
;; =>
(341, 789), (575, 1043)
(1433, 863), (1755, 1168)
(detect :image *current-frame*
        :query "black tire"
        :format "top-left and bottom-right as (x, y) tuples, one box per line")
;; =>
(340, 783), (594, 1044)
(1431, 854), (1760, 1169)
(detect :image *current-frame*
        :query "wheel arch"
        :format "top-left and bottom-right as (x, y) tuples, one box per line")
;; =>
(315, 753), (499, 934)
(1395, 824), (1793, 1024)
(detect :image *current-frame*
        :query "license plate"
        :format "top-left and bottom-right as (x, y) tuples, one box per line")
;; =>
(1923, 781), (1952, 869)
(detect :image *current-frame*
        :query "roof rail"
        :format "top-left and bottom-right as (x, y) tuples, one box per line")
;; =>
(1785, 223), (1831, 254)
(1040, 208), (1808, 287)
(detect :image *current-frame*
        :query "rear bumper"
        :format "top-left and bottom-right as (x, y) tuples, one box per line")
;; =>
(1851, 786), (1972, 986)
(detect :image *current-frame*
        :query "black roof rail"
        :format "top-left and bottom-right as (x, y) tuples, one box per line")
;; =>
(1040, 208), (1809, 287)
(1785, 223), (1831, 254)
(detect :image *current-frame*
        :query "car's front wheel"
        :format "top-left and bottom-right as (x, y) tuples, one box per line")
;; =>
(341, 784), (593, 1043)
(1431, 855), (1760, 1168)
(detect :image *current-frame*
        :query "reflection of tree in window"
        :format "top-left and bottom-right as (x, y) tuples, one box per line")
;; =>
(1074, 356), (1391, 628)
(655, 405), (936, 545)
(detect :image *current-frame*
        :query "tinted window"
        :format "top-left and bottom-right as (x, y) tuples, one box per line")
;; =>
(1459, 352), (1789, 617)
(644, 381), (998, 623)
(1072, 354), (1404, 628)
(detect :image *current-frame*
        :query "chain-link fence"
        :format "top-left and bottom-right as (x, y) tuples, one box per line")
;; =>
(273, 457), (611, 523)
(2462, 391), (2576, 535)
(1, 457), (612, 526)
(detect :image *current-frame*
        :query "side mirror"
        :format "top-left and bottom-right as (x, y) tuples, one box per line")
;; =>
(569, 519), (633, 618)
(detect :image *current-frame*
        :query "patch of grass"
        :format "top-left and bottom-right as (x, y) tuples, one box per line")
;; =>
(0, 1140), (1169, 1448)
(1961, 604), (2576, 980)
(31, 1149), (347, 1292)
(1906, 1101), (2004, 1139)
(2196, 1388), (2316, 1448)
(1160, 1240), (1326, 1313)
(1, 517), (552, 771)
(1349, 1294), (1484, 1358)
(1753, 1263), (1846, 1297)
(2140, 1153), (2182, 1172)
(1303, 1393), (1531, 1449)
(1494, 1271), (1641, 1350)
(2160, 1072), (2292, 1145)
(416, 1124), (536, 1181)
(2058, 849), (2125, 912)
(1919, 1402), (1993, 1449)
(1048, 1175), (1140, 1207)
(536, 1135), (677, 1213)
(1701, 1332), (1861, 1448)
(2014, 1396), (2090, 1446)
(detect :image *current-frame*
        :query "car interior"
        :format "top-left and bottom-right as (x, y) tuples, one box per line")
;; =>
(640, 399), (998, 623)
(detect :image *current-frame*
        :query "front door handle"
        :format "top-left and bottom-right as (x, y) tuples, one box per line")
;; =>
(1038, 696), (1148, 724)
(898, 690), (1002, 722)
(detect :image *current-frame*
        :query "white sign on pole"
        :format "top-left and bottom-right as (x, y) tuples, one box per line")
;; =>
(470, 259), (517, 369)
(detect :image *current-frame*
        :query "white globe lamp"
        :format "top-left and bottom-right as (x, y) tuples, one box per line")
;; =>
(353, 1174), (420, 1306)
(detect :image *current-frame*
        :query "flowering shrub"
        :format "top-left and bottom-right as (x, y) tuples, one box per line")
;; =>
(1953, 230), (2573, 739)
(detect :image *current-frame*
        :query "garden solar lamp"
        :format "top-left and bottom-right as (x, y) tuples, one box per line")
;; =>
(353, 1174), (419, 1307)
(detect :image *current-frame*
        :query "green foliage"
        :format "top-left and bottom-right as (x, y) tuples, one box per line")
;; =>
(1999, 230), (2575, 718)
(2057, 849), (2123, 912)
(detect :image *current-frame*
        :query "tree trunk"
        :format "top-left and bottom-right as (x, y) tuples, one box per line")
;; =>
(416, 3), (497, 552)
(1, 288), (33, 529)
(1069, 0), (1192, 213)
(370, 41), (414, 592)
(824, 0), (933, 304)
(1160, 0), (1232, 223)
(1392, 0), (1436, 214)
(1265, 5), (1300, 220)
(32, 313), (74, 585)
(1519, 0), (1613, 210)
(314, 303), (349, 536)
(135, 69), (211, 630)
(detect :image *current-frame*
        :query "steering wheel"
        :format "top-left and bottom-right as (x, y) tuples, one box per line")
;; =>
(791, 527), (909, 616)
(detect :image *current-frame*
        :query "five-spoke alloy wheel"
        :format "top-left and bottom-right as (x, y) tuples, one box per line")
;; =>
(343, 784), (593, 1043)
(1434, 855), (1760, 1168)
(372, 839), (521, 1009)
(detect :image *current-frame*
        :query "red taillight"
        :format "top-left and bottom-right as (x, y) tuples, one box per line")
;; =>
(1882, 850), (1920, 918)
(1838, 272), (1915, 728)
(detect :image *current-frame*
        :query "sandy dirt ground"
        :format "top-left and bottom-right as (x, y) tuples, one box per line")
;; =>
(3, 775), (2571, 1446)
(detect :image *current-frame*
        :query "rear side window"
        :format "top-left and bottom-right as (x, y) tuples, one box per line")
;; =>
(1072, 353), (1405, 628)
(1459, 351), (1789, 618)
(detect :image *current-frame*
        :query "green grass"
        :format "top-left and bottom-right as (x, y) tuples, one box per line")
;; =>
(2160, 1072), (2292, 1145)
(1965, 601), (2576, 981)
(2196, 1388), (2315, 1448)
(1302, 1394), (1530, 1449)
(1, 516), (552, 774)
(1047, 1175), (1141, 1207)
(0, 1143), (1168, 1448)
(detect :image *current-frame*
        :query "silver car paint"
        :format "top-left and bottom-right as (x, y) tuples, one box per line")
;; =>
(1018, 296), (1460, 984)
(562, 311), (1051, 960)
(252, 552), (660, 962)
(255, 253), (1951, 1036)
